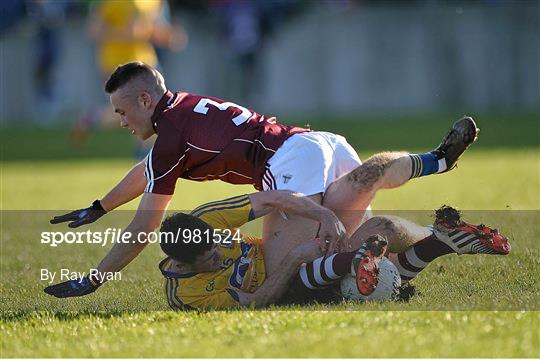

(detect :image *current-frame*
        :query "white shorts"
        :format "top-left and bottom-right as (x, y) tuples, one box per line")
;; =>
(262, 131), (362, 196)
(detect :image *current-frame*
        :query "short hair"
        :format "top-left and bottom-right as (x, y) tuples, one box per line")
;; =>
(159, 213), (215, 264)
(104, 61), (166, 97)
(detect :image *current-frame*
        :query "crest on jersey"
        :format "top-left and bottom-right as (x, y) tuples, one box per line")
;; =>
(282, 174), (293, 184)
(206, 280), (215, 292)
(229, 243), (253, 289)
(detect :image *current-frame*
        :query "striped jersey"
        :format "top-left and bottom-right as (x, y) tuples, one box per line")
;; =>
(144, 91), (309, 195)
(158, 195), (266, 310)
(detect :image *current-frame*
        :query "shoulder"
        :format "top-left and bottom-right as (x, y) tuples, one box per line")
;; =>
(152, 114), (187, 157)
(192, 194), (254, 230)
(153, 92), (202, 134)
(163, 92), (203, 114)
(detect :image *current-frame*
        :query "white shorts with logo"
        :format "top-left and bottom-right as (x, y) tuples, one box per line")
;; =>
(262, 131), (362, 196)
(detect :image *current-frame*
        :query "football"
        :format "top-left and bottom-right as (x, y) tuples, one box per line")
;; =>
(340, 257), (401, 301)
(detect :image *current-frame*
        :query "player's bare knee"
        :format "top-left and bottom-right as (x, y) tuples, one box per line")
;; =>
(348, 215), (399, 249)
(365, 215), (418, 253)
(362, 215), (399, 236)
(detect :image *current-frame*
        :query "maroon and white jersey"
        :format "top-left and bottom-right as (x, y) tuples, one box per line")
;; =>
(144, 91), (309, 195)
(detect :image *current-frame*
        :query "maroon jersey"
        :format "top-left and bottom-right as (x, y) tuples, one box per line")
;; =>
(144, 91), (309, 195)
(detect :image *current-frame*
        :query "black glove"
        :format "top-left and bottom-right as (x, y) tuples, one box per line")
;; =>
(44, 275), (101, 298)
(50, 200), (107, 228)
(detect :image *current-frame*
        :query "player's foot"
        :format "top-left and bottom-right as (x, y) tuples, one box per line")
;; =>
(432, 205), (511, 255)
(351, 234), (388, 296)
(432, 116), (479, 173)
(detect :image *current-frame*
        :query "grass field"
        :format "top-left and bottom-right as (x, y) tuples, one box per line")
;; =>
(1, 115), (539, 357)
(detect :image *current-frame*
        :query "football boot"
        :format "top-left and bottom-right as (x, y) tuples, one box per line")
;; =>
(432, 205), (511, 255)
(432, 116), (479, 172)
(351, 234), (389, 296)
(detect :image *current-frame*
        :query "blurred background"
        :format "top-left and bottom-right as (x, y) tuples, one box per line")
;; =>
(0, 0), (538, 161)
(2, 0), (538, 119)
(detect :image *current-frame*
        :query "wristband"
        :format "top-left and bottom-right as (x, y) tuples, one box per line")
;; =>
(88, 273), (103, 287)
(91, 200), (106, 212)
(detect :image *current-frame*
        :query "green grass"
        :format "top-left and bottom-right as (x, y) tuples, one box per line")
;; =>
(1, 116), (539, 357)
(2, 311), (538, 358)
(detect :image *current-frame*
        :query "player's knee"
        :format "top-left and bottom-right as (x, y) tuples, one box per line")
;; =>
(363, 215), (399, 236)
(364, 215), (416, 253)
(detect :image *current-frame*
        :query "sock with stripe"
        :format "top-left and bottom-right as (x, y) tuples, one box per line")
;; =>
(297, 251), (357, 290)
(409, 153), (447, 179)
(389, 234), (454, 282)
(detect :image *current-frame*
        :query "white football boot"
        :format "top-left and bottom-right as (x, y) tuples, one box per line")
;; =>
(431, 206), (511, 255)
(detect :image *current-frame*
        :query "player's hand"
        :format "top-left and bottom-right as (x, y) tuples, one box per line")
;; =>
(318, 211), (347, 255)
(50, 200), (107, 228)
(43, 275), (101, 298)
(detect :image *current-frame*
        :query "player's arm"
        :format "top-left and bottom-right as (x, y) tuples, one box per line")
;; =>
(234, 241), (322, 308)
(94, 192), (171, 274)
(100, 160), (147, 211)
(44, 192), (171, 298)
(248, 191), (346, 250)
(249, 190), (335, 221)
(100, 123), (184, 214)
(50, 161), (146, 227)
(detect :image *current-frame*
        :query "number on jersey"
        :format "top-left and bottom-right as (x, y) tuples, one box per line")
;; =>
(193, 98), (253, 126)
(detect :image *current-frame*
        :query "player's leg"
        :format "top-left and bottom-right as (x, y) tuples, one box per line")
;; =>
(284, 207), (511, 300)
(281, 234), (388, 304)
(346, 215), (432, 253)
(260, 132), (351, 275)
(388, 206), (511, 283)
(275, 215), (428, 298)
(290, 215), (430, 297)
(323, 151), (412, 237)
(346, 214), (450, 284)
(263, 116), (479, 274)
(323, 116), (479, 236)
(340, 206), (511, 285)
(262, 194), (323, 275)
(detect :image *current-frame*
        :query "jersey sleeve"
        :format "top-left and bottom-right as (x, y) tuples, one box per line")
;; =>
(190, 194), (255, 230)
(144, 128), (188, 195)
(164, 276), (241, 311)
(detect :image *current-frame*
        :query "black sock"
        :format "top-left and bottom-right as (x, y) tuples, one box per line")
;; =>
(390, 234), (454, 282)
